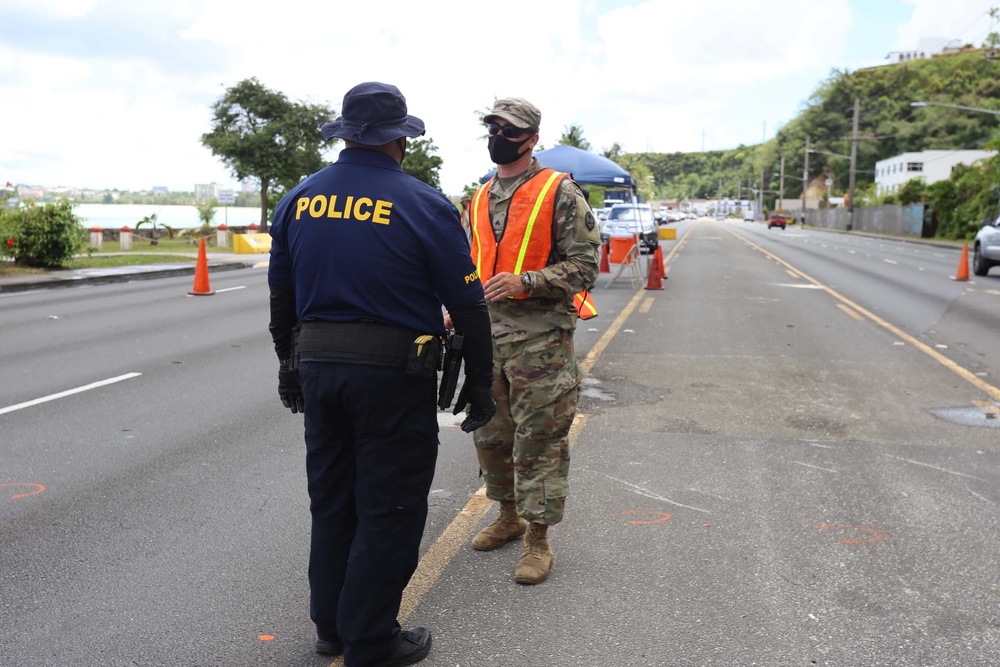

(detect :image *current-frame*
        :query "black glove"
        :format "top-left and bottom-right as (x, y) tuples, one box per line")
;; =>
(453, 382), (496, 433)
(278, 362), (304, 414)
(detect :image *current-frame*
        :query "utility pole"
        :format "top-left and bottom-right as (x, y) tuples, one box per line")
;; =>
(802, 135), (809, 222)
(848, 97), (859, 231)
(779, 155), (785, 212)
(758, 165), (765, 220)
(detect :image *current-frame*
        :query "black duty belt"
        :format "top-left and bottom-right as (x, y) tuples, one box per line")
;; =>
(297, 320), (432, 370)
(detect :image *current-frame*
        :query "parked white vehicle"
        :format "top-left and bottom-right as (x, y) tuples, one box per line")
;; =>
(973, 214), (1000, 276)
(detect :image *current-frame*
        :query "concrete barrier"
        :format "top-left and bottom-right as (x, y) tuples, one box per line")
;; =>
(233, 233), (272, 254)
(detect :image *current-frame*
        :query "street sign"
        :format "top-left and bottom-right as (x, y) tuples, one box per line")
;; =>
(217, 189), (235, 204)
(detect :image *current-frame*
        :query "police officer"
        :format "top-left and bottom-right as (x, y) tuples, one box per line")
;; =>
(268, 81), (495, 667)
(467, 98), (600, 584)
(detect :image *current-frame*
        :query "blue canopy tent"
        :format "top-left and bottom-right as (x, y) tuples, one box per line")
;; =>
(479, 144), (635, 192)
(478, 144), (648, 283)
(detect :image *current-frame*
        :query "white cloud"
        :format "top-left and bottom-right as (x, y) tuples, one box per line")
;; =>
(3, 0), (980, 197)
(893, 0), (996, 50)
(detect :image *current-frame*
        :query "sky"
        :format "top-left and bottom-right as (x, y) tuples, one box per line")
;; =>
(1, 0), (997, 197)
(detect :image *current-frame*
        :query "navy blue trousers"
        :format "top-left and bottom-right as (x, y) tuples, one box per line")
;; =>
(298, 361), (438, 667)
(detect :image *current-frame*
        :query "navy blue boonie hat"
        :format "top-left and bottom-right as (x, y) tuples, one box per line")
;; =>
(321, 82), (426, 145)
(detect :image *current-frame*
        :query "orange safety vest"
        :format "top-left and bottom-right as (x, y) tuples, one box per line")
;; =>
(470, 169), (564, 299)
(470, 168), (597, 318)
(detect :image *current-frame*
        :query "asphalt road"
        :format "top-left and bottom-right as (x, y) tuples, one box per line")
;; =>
(1, 221), (998, 666)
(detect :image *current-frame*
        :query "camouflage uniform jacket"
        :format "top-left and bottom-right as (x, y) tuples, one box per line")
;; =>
(486, 158), (601, 344)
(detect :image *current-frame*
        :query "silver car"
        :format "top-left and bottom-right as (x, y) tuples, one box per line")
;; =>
(973, 214), (1000, 276)
(599, 203), (658, 253)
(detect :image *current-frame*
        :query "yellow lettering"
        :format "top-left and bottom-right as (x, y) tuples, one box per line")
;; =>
(372, 199), (392, 225)
(295, 197), (309, 220)
(343, 196), (355, 219)
(327, 195), (343, 219)
(353, 197), (373, 221)
(464, 269), (480, 284)
(309, 195), (327, 218)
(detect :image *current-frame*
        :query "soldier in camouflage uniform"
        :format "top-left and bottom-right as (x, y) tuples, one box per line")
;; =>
(466, 97), (600, 585)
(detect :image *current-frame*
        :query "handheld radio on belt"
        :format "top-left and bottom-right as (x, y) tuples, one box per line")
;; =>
(437, 332), (464, 410)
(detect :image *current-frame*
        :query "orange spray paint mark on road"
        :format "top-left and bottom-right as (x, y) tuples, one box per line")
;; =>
(813, 523), (888, 545)
(258, 634), (274, 642)
(621, 510), (672, 525)
(2, 483), (45, 499)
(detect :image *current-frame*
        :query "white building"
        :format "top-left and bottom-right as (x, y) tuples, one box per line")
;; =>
(874, 150), (996, 195)
(194, 182), (220, 201)
(885, 37), (955, 63)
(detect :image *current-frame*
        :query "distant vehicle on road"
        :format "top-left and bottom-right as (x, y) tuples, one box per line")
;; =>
(768, 213), (788, 230)
(744, 208), (754, 223)
(973, 214), (1000, 276)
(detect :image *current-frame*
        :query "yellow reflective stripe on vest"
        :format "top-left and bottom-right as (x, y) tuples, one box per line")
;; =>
(513, 170), (562, 275)
(470, 184), (489, 274)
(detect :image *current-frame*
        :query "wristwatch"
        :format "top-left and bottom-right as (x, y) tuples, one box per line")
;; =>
(520, 272), (533, 295)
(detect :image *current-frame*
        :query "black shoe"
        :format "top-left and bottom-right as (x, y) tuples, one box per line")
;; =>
(315, 637), (344, 656)
(371, 626), (432, 667)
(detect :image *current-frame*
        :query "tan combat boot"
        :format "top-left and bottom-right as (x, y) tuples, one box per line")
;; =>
(514, 523), (553, 585)
(471, 501), (528, 551)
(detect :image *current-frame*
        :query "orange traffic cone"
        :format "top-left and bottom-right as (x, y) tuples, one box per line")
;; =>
(599, 242), (610, 273)
(189, 238), (215, 296)
(954, 241), (969, 281)
(644, 246), (664, 290)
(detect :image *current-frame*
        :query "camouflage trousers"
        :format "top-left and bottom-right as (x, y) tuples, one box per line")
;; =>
(473, 329), (581, 525)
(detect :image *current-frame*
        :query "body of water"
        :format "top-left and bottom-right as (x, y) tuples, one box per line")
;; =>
(74, 203), (265, 229)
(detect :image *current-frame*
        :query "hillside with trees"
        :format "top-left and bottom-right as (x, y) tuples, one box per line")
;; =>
(626, 47), (1000, 238)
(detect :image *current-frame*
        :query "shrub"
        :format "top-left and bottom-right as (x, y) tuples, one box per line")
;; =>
(6, 199), (86, 267)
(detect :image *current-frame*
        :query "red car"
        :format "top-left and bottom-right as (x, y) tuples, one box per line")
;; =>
(768, 214), (788, 230)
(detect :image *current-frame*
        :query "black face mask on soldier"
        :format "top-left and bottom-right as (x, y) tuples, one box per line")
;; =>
(488, 134), (528, 165)
(397, 138), (407, 163)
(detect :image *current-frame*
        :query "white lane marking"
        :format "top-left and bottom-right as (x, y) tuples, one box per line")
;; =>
(772, 283), (825, 289)
(215, 286), (246, 293)
(794, 461), (838, 473)
(0, 373), (142, 416)
(881, 453), (986, 481)
(884, 259), (898, 265)
(598, 472), (711, 513)
(967, 489), (995, 506)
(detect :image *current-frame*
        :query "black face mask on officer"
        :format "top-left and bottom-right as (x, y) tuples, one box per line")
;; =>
(396, 137), (407, 164)
(488, 134), (531, 165)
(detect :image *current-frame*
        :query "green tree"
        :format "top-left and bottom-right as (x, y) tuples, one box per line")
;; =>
(560, 124), (591, 150)
(201, 78), (336, 232)
(401, 137), (444, 190)
(896, 178), (927, 205)
(196, 201), (217, 235)
(985, 6), (999, 49)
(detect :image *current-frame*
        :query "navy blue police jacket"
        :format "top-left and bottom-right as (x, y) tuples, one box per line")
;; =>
(269, 148), (483, 335)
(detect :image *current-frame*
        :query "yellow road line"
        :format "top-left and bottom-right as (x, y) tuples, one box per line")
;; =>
(836, 303), (866, 322)
(329, 222), (700, 664)
(724, 226), (1000, 402)
(639, 297), (654, 313)
(326, 215), (705, 664)
(972, 400), (1000, 414)
(580, 223), (697, 376)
